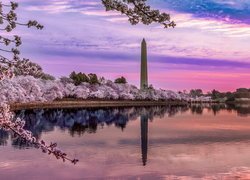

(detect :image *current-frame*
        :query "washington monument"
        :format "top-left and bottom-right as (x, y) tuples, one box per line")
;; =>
(140, 38), (148, 89)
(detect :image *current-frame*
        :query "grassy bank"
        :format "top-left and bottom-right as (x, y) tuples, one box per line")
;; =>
(10, 100), (188, 111)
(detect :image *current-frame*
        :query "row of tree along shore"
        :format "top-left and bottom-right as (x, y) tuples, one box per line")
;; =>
(0, 69), (193, 105)
(2, 68), (249, 109)
(188, 88), (250, 103)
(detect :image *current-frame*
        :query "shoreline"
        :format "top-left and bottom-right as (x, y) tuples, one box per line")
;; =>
(10, 100), (189, 111)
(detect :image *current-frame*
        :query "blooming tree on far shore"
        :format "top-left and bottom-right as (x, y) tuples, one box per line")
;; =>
(0, 75), (190, 103)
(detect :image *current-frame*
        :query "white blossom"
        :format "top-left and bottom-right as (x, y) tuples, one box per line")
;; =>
(0, 76), (194, 103)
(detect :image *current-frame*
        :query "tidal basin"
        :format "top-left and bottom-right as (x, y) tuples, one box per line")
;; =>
(1, 105), (250, 179)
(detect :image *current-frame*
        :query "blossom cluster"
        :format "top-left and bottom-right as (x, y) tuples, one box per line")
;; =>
(0, 67), (14, 81)
(0, 76), (190, 103)
(102, 0), (176, 28)
(0, 103), (78, 164)
(0, 1), (79, 165)
(0, 95), (79, 164)
(0, 1), (43, 81)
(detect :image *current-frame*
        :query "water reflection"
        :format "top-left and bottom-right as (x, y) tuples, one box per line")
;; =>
(9, 105), (189, 166)
(14, 106), (189, 140)
(0, 104), (250, 167)
(190, 103), (250, 116)
(141, 114), (148, 166)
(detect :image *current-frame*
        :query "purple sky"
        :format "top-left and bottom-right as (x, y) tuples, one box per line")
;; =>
(9, 0), (250, 92)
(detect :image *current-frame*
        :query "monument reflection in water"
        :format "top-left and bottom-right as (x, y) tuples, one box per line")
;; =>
(9, 106), (188, 165)
(1, 104), (250, 179)
(141, 114), (148, 166)
(0, 104), (249, 167)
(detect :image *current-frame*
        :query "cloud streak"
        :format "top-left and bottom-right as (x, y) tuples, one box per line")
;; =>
(158, 0), (250, 24)
(10, 0), (250, 91)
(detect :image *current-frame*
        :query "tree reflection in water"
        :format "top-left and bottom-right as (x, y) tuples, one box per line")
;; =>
(0, 104), (249, 166)
(13, 106), (189, 139)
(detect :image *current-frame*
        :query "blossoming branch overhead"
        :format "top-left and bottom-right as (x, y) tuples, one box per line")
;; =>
(14, 0), (250, 91)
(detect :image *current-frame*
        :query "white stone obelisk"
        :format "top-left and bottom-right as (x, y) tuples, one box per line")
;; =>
(140, 38), (148, 89)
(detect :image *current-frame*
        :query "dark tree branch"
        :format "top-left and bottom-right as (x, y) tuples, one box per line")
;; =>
(102, 0), (176, 28)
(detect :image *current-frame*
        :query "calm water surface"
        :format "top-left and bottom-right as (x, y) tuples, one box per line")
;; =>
(1, 104), (250, 179)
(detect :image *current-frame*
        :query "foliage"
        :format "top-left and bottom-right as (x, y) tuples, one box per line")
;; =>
(69, 71), (100, 85)
(236, 88), (250, 93)
(225, 92), (235, 102)
(190, 89), (203, 97)
(235, 92), (250, 99)
(88, 73), (99, 84)
(70, 71), (89, 85)
(209, 89), (250, 101)
(211, 89), (223, 100)
(102, 0), (176, 28)
(114, 76), (127, 84)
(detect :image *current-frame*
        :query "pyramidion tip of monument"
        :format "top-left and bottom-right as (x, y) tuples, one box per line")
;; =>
(142, 38), (146, 43)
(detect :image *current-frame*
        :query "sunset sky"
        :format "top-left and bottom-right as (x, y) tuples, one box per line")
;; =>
(10, 0), (250, 92)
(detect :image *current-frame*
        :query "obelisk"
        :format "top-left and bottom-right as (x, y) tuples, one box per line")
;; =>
(140, 38), (148, 89)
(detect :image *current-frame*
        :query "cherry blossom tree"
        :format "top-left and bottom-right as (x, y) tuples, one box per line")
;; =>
(0, 104), (79, 164)
(0, 75), (190, 103)
(0, 1), (78, 164)
(102, 0), (176, 28)
(14, 59), (55, 80)
(0, 1), (44, 80)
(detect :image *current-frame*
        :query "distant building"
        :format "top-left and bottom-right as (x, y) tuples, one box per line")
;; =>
(140, 38), (148, 89)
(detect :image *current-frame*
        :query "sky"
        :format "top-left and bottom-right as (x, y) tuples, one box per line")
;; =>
(7, 0), (250, 92)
